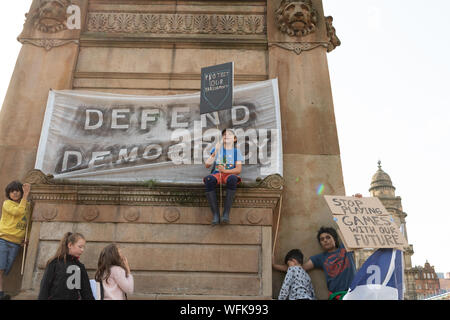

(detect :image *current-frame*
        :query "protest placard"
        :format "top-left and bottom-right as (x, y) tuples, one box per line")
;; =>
(324, 196), (408, 250)
(332, 213), (407, 250)
(200, 62), (234, 114)
(324, 195), (390, 215)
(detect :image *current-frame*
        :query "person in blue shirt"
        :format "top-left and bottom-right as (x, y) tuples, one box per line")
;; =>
(204, 129), (244, 225)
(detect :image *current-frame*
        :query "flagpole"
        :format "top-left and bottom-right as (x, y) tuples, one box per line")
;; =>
(20, 208), (31, 275)
(272, 195), (283, 256)
(216, 124), (223, 212)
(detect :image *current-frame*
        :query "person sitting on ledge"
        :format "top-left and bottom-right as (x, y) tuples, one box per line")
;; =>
(204, 128), (244, 225)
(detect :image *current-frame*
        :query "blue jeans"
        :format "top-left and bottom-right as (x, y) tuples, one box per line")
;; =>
(0, 238), (20, 275)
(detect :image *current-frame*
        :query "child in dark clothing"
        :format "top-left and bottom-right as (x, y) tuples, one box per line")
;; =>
(38, 232), (94, 300)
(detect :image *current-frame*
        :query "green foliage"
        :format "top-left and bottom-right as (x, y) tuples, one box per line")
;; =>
(145, 179), (158, 188)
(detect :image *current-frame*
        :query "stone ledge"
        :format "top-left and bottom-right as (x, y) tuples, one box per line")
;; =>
(12, 291), (273, 300)
(38, 222), (264, 243)
(31, 204), (273, 225)
(24, 170), (284, 212)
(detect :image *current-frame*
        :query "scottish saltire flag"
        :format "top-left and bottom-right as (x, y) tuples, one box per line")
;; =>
(343, 249), (404, 300)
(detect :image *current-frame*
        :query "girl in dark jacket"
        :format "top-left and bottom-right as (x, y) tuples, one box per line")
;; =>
(38, 232), (94, 300)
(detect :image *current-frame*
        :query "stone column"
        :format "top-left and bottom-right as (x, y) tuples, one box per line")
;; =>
(267, 0), (344, 299)
(0, 0), (87, 295)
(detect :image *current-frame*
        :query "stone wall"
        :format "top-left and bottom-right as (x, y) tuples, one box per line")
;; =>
(17, 171), (283, 299)
(2, 0), (344, 299)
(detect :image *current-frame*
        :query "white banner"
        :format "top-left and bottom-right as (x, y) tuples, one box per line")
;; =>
(35, 79), (283, 184)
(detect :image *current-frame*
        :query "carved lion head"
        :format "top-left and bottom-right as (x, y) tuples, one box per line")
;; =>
(31, 0), (72, 33)
(325, 16), (341, 52)
(275, 0), (318, 37)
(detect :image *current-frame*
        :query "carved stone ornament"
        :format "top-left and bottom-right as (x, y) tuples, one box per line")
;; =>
(82, 206), (99, 221)
(23, 169), (55, 185)
(42, 206), (58, 221)
(255, 174), (285, 190)
(18, 38), (79, 51)
(164, 207), (181, 223)
(122, 207), (140, 222)
(275, 0), (318, 37)
(325, 16), (341, 52)
(27, 0), (73, 33)
(86, 12), (266, 35)
(270, 42), (328, 55)
(246, 210), (263, 225)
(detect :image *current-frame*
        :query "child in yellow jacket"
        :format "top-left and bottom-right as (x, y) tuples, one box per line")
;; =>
(0, 181), (31, 300)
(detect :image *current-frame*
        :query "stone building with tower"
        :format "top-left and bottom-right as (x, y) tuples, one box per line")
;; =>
(412, 261), (441, 299)
(353, 161), (416, 300)
(1, 0), (345, 300)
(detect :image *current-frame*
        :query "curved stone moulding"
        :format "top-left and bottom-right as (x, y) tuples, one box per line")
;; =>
(82, 206), (99, 222)
(122, 207), (141, 222)
(163, 207), (181, 223)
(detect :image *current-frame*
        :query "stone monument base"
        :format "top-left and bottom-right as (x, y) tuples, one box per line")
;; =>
(13, 170), (283, 300)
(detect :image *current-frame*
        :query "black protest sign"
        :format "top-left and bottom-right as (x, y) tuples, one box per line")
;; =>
(200, 62), (233, 115)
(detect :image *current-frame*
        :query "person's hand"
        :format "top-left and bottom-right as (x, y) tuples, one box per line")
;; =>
(21, 239), (29, 247)
(22, 183), (31, 196)
(210, 142), (220, 158)
(217, 165), (226, 173)
(122, 255), (131, 274)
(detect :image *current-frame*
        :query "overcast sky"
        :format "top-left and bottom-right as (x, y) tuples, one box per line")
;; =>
(323, 0), (450, 273)
(1, 1), (449, 273)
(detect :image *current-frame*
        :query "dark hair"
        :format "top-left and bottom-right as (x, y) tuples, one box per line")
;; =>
(317, 226), (339, 249)
(221, 128), (237, 146)
(284, 249), (304, 265)
(5, 181), (23, 201)
(95, 243), (129, 283)
(46, 232), (85, 266)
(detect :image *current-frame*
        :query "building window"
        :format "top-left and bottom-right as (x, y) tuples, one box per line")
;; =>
(400, 223), (405, 236)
